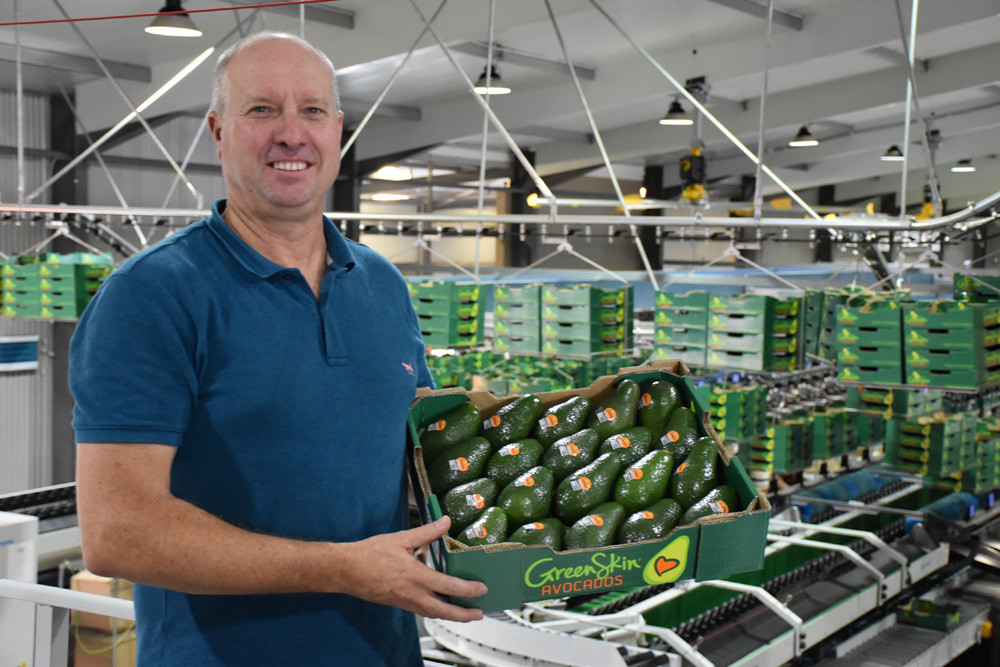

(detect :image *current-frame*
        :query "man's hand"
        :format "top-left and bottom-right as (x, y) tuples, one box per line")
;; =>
(336, 516), (487, 623)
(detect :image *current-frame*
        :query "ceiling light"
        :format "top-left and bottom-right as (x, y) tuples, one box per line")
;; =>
(951, 159), (976, 173)
(473, 66), (511, 95)
(371, 166), (413, 181)
(881, 144), (904, 161)
(145, 0), (202, 37)
(370, 193), (411, 202)
(788, 125), (818, 147)
(659, 99), (692, 126)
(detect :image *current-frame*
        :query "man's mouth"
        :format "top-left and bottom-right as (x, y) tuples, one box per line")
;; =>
(271, 161), (309, 172)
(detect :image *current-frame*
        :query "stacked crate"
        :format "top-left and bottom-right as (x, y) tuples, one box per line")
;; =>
(884, 413), (978, 477)
(493, 283), (544, 354)
(2, 253), (113, 319)
(846, 386), (944, 419)
(802, 290), (825, 359)
(818, 290), (856, 361)
(408, 280), (481, 349)
(651, 290), (709, 368)
(694, 383), (769, 444)
(809, 406), (849, 460)
(953, 272), (1000, 303)
(740, 416), (813, 476)
(834, 298), (905, 384)
(705, 294), (800, 371)
(902, 300), (1000, 389)
(539, 283), (633, 358)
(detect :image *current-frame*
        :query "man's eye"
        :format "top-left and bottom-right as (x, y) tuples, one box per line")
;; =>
(306, 107), (324, 115)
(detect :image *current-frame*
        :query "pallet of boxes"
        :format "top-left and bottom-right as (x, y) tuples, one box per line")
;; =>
(2, 252), (113, 319)
(407, 359), (770, 611)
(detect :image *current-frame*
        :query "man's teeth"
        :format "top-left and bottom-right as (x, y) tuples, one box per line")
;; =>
(272, 161), (307, 171)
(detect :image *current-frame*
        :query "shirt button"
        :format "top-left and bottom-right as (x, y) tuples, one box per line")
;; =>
(283, 274), (293, 281)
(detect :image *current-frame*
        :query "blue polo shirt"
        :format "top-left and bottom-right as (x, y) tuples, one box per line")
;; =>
(70, 199), (431, 665)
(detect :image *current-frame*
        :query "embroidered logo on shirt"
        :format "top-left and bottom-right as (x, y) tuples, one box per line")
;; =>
(402, 362), (415, 376)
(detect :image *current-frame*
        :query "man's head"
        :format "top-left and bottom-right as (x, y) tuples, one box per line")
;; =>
(208, 32), (344, 223)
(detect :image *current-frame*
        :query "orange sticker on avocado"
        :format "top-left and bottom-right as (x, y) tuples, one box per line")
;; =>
(571, 476), (592, 492)
(611, 435), (631, 450)
(427, 419), (447, 432)
(624, 468), (643, 481)
(466, 493), (485, 509)
(529, 522), (544, 530)
(640, 511), (655, 520)
(449, 457), (470, 472)
(467, 525), (488, 539)
(675, 462), (687, 474)
(580, 515), (604, 528)
(710, 500), (730, 514)
(596, 407), (617, 423)
(517, 476), (535, 488)
(500, 444), (520, 457)
(663, 431), (680, 444)
(559, 443), (580, 457)
(640, 392), (653, 407)
(540, 414), (559, 428)
(483, 415), (502, 430)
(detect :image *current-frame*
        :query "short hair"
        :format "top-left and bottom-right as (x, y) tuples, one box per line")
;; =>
(210, 31), (340, 115)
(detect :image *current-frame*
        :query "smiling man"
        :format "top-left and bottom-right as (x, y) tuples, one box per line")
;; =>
(69, 32), (485, 666)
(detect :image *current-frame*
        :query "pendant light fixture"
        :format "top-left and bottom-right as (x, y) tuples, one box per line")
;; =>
(145, 0), (202, 37)
(473, 66), (511, 95)
(951, 159), (976, 173)
(788, 125), (818, 147)
(659, 99), (693, 126)
(881, 144), (905, 161)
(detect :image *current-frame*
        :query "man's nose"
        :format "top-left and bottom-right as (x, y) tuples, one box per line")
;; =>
(274, 111), (307, 146)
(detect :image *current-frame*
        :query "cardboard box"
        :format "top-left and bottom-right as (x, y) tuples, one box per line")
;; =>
(407, 360), (770, 612)
(655, 308), (708, 328)
(70, 570), (133, 633)
(73, 627), (137, 667)
(655, 290), (709, 310)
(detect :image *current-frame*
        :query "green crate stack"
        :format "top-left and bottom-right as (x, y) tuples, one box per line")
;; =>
(704, 294), (800, 371)
(834, 298), (905, 384)
(739, 416), (813, 475)
(846, 386), (944, 419)
(803, 290), (825, 359)
(953, 272), (1000, 303)
(884, 413), (977, 477)
(853, 411), (887, 449)
(693, 383), (769, 443)
(818, 289), (856, 361)
(809, 406), (849, 459)
(902, 300), (1000, 389)
(539, 283), (633, 358)
(652, 290), (709, 368)
(2, 254), (113, 319)
(408, 280), (482, 350)
(493, 283), (544, 354)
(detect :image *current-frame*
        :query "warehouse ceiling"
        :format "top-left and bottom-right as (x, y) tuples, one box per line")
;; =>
(0, 0), (998, 216)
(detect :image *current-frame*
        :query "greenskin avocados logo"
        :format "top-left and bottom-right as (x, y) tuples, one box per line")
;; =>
(522, 536), (691, 597)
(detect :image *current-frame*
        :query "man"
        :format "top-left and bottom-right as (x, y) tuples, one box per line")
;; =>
(69, 31), (486, 665)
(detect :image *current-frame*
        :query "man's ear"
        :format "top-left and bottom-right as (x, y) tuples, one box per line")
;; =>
(207, 112), (223, 156)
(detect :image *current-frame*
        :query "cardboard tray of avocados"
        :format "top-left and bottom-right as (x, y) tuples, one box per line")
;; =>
(407, 358), (771, 612)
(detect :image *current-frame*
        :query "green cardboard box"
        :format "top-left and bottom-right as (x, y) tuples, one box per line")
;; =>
(494, 283), (544, 304)
(654, 325), (709, 346)
(655, 308), (708, 328)
(655, 290), (709, 310)
(407, 360), (770, 612)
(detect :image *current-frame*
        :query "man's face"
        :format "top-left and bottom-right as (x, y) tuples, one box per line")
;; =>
(209, 39), (344, 221)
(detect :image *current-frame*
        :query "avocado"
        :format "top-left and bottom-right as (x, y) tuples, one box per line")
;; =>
(455, 506), (508, 547)
(598, 426), (653, 468)
(637, 380), (682, 436)
(680, 485), (738, 525)
(481, 394), (544, 449)
(497, 466), (555, 525)
(540, 428), (601, 480)
(483, 438), (544, 488)
(668, 436), (720, 509)
(587, 378), (640, 439)
(508, 518), (564, 550)
(441, 478), (498, 534)
(613, 449), (674, 513)
(426, 436), (491, 495)
(553, 453), (621, 524)
(657, 407), (700, 461)
(617, 498), (683, 544)
(419, 402), (482, 461)
(532, 395), (591, 447)
(563, 501), (626, 549)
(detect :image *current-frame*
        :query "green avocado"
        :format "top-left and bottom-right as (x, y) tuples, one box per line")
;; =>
(455, 506), (508, 547)
(497, 466), (555, 525)
(483, 438), (544, 488)
(680, 485), (738, 525)
(553, 452), (621, 524)
(657, 407), (700, 461)
(563, 501), (626, 550)
(617, 498), (683, 544)
(531, 395), (591, 447)
(426, 436), (491, 495)
(613, 449), (674, 513)
(441, 478), (498, 534)
(668, 436), (720, 509)
(508, 518), (564, 550)
(598, 426), (653, 468)
(637, 380), (682, 436)
(419, 402), (482, 461)
(587, 378), (640, 439)
(481, 394), (544, 450)
(540, 428), (601, 481)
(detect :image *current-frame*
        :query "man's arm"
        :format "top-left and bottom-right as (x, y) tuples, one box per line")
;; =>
(76, 441), (486, 622)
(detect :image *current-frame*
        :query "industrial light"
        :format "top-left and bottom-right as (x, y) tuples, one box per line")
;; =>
(371, 166), (413, 181)
(473, 66), (511, 95)
(951, 159), (976, 173)
(788, 125), (818, 147)
(145, 0), (202, 37)
(881, 144), (904, 161)
(369, 193), (411, 202)
(659, 99), (693, 126)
